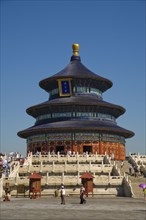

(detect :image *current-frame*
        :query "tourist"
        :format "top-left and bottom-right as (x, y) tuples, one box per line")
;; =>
(121, 161), (124, 168)
(3, 187), (11, 202)
(60, 186), (65, 205)
(129, 164), (133, 175)
(80, 185), (86, 204)
(134, 166), (139, 177)
(143, 187), (146, 201)
(111, 153), (115, 160)
(67, 150), (72, 156)
(140, 165), (144, 176)
(72, 151), (75, 157)
(36, 151), (39, 156)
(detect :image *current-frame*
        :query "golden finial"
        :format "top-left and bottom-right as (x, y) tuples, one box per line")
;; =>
(72, 43), (80, 56)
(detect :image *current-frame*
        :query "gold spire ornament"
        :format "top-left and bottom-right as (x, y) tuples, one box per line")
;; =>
(72, 43), (80, 56)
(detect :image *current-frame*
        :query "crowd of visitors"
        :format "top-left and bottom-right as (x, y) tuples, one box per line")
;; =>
(0, 151), (24, 178)
(128, 164), (145, 177)
(119, 159), (145, 177)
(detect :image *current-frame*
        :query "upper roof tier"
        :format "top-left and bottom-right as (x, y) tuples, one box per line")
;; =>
(39, 44), (113, 92)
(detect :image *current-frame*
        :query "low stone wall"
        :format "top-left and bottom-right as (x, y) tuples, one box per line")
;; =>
(3, 185), (124, 198)
(3, 175), (123, 187)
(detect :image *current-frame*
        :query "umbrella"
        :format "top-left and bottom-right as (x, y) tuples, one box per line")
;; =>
(139, 183), (146, 189)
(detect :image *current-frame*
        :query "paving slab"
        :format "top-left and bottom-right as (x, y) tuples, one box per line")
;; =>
(0, 196), (146, 220)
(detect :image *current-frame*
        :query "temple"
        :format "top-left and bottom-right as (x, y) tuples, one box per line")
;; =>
(17, 44), (134, 160)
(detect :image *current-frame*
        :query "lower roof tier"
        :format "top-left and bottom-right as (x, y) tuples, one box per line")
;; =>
(17, 120), (134, 139)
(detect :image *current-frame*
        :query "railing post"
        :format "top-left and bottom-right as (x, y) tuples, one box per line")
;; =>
(77, 172), (80, 184)
(64, 161), (67, 172)
(95, 152), (97, 160)
(39, 152), (41, 161)
(108, 172), (110, 183)
(40, 161), (42, 173)
(62, 172), (64, 185)
(77, 160), (79, 172)
(89, 161), (91, 171)
(76, 152), (79, 160)
(47, 151), (50, 161)
(46, 172), (49, 185)
(52, 161), (54, 172)
(15, 173), (19, 186)
(86, 152), (88, 160)
(57, 152), (60, 161)
(101, 161), (103, 170)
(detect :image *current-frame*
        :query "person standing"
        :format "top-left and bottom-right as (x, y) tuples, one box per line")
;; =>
(121, 161), (124, 168)
(80, 185), (86, 204)
(129, 164), (133, 175)
(60, 186), (65, 205)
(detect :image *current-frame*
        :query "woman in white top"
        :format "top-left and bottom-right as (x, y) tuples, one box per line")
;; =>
(60, 186), (65, 205)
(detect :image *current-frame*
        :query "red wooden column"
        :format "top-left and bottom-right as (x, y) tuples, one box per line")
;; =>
(98, 133), (102, 155)
(98, 142), (102, 154)
(118, 143), (121, 160)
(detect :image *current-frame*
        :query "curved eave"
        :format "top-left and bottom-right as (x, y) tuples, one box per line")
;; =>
(39, 61), (113, 92)
(17, 120), (134, 139)
(26, 95), (125, 118)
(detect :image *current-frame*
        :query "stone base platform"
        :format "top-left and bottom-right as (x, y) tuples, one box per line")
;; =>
(1, 196), (145, 220)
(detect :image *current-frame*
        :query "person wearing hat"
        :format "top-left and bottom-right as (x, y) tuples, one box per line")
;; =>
(60, 185), (65, 205)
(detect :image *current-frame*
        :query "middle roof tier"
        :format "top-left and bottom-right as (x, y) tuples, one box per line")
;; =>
(26, 93), (125, 118)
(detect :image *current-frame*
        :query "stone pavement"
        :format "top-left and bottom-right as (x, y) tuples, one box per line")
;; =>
(0, 196), (146, 220)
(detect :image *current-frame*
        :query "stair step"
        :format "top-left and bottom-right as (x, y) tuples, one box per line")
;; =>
(114, 160), (146, 198)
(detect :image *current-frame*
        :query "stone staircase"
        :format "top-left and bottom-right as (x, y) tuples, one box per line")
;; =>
(0, 154), (142, 198)
(114, 159), (146, 198)
(129, 176), (145, 198)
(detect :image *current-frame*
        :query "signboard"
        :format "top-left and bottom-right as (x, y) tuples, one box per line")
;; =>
(57, 78), (72, 97)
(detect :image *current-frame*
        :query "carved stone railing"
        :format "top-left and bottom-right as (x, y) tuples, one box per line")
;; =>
(18, 162), (113, 174)
(31, 152), (106, 163)
(9, 161), (20, 178)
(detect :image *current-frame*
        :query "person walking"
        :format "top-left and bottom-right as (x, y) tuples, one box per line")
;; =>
(134, 166), (139, 177)
(60, 186), (65, 205)
(143, 187), (146, 201)
(80, 185), (86, 204)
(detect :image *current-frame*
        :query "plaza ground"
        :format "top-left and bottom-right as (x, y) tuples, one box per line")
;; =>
(0, 196), (146, 220)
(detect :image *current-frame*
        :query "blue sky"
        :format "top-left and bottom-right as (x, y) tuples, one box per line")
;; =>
(1, 0), (145, 157)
